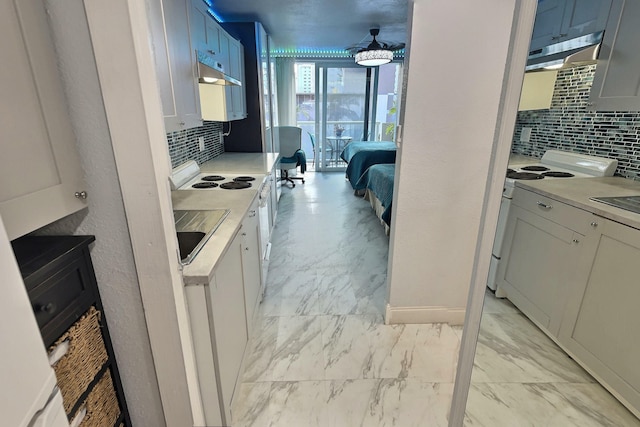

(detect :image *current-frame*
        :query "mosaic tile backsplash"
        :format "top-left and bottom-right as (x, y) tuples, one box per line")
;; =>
(512, 64), (640, 181)
(167, 121), (224, 168)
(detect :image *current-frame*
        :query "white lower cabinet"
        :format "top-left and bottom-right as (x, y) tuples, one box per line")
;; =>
(185, 228), (248, 426)
(241, 198), (262, 336)
(559, 216), (640, 417)
(498, 187), (640, 417)
(497, 189), (588, 336)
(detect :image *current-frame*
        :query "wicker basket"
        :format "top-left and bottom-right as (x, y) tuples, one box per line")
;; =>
(48, 307), (108, 415)
(78, 369), (120, 427)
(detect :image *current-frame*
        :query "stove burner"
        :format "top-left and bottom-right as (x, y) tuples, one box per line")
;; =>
(233, 176), (255, 182)
(192, 182), (219, 189)
(201, 175), (225, 181)
(506, 170), (545, 180)
(542, 171), (574, 178)
(220, 181), (252, 190)
(521, 165), (550, 172)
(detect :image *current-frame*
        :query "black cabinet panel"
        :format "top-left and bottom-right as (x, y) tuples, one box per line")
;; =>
(11, 235), (131, 426)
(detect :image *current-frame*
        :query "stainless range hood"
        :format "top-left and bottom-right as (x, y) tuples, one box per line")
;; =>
(525, 31), (603, 71)
(196, 50), (241, 86)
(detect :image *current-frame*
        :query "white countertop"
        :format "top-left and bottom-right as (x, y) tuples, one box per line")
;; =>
(200, 152), (279, 174)
(516, 176), (640, 230)
(173, 153), (278, 284)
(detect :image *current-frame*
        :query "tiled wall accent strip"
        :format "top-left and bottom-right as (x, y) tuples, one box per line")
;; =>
(512, 64), (640, 181)
(167, 121), (224, 168)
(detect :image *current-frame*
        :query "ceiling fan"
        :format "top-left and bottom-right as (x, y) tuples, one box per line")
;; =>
(346, 28), (405, 67)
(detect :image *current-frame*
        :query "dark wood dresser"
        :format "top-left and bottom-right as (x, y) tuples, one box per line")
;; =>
(11, 235), (131, 427)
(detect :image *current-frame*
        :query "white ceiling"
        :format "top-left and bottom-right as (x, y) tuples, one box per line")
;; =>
(210, 0), (409, 51)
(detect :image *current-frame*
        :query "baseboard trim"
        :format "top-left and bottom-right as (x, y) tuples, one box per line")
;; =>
(385, 304), (466, 325)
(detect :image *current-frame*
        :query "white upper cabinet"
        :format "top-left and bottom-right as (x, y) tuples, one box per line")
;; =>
(0, 0), (87, 240)
(529, 0), (611, 51)
(149, 0), (202, 132)
(191, 1), (247, 122)
(227, 39), (247, 120)
(589, 0), (640, 111)
(190, 0), (222, 68)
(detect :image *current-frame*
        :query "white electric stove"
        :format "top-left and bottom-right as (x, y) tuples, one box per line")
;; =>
(169, 160), (265, 191)
(488, 150), (618, 292)
(503, 150), (618, 197)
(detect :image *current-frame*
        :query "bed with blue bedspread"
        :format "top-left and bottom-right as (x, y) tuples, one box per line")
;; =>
(355, 163), (395, 230)
(340, 141), (396, 189)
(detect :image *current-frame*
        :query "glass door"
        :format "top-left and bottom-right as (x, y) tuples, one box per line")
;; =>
(292, 61), (403, 172)
(316, 64), (372, 171)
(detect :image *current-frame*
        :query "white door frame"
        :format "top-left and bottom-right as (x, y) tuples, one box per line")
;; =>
(82, 1), (203, 425)
(448, 1), (537, 425)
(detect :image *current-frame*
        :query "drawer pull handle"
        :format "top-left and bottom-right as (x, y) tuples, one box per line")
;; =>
(39, 302), (57, 314)
(590, 221), (598, 227)
(536, 201), (552, 209)
(572, 239), (580, 244)
(248, 210), (256, 217)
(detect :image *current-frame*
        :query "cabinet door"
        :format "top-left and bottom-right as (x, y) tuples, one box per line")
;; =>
(0, 0), (87, 240)
(149, 0), (201, 132)
(497, 205), (582, 336)
(559, 217), (640, 413)
(561, 0), (611, 40)
(210, 230), (248, 420)
(241, 200), (262, 336)
(189, 0), (221, 60)
(218, 30), (231, 78)
(227, 40), (247, 120)
(530, 0), (567, 51)
(589, 0), (640, 111)
(529, 0), (611, 52)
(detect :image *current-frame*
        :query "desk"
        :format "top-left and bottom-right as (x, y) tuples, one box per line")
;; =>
(326, 136), (353, 165)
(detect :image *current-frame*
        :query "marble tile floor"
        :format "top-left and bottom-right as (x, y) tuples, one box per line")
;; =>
(230, 172), (640, 426)
(231, 172), (460, 427)
(462, 290), (640, 426)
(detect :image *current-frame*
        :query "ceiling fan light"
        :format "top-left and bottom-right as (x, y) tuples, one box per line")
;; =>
(355, 49), (393, 66)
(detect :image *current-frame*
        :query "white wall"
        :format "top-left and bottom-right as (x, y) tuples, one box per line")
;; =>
(387, 0), (527, 325)
(41, 1), (166, 425)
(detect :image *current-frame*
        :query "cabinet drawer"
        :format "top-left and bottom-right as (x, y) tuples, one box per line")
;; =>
(49, 307), (108, 416)
(512, 188), (592, 234)
(27, 255), (96, 347)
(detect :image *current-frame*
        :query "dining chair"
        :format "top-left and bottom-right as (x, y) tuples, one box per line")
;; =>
(308, 132), (333, 167)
